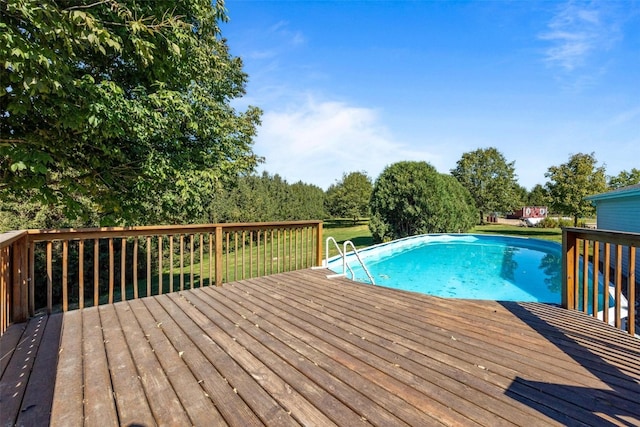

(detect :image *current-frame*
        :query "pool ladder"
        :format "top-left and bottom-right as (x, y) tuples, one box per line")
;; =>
(323, 237), (375, 285)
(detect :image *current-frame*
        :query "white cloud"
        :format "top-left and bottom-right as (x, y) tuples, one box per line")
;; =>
(608, 106), (640, 127)
(253, 97), (439, 188)
(269, 20), (306, 47)
(247, 49), (278, 60)
(539, 2), (620, 71)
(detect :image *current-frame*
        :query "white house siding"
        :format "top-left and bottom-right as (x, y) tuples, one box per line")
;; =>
(587, 185), (640, 283)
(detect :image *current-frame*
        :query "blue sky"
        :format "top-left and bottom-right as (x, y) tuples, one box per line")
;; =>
(223, 0), (640, 190)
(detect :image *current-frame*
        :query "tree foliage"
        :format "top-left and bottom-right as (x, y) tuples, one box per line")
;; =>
(369, 161), (477, 242)
(207, 172), (326, 223)
(608, 168), (640, 190)
(526, 184), (550, 208)
(515, 185), (528, 207)
(545, 153), (607, 226)
(325, 171), (372, 223)
(1, 0), (261, 224)
(451, 147), (520, 223)
(0, 193), (97, 232)
(287, 181), (327, 221)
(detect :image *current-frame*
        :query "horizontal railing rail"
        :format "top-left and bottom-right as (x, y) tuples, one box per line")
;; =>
(563, 227), (638, 336)
(0, 221), (323, 335)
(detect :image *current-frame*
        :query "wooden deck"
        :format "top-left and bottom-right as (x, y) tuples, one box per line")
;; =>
(2, 269), (639, 426)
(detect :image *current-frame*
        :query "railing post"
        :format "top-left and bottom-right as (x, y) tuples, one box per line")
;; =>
(28, 240), (35, 317)
(562, 228), (577, 310)
(215, 226), (223, 286)
(11, 236), (29, 323)
(316, 222), (323, 267)
(628, 247), (636, 336)
(1, 246), (7, 334)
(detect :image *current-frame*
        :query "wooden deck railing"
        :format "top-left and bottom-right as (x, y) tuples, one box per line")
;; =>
(0, 221), (323, 335)
(0, 230), (29, 335)
(563, 227), (638, 336)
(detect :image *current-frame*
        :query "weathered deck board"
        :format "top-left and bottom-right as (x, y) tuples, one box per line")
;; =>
(81, 307), (119, 426)
(167, 291), (349, 426)
(224, 278), (494, 426)
(50, 309), (83, 427)
(142, 296), (263, 427)
(1, 268), (639, 426)
(0, 320), (27, 378)
(234, 275), (571, 425)
(15, 313), (62, 427)
(155, 293), (300, 426)
(241, 276), (584, 425)
(126, 298), (227, 426)
(309, 274), (640, 418)
(191, 286), (422, 426)
(100, 303), (158, 426)
(0, 315), (50, 426)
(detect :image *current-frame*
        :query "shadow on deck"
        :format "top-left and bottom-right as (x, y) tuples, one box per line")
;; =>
(503, 302), (639, 425)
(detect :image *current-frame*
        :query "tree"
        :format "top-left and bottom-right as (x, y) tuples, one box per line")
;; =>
(608, 168), (640, 190)
(325, 171), (372, 223)
(1, 0), (261, 224)
(515, 185), (529, 207)
(369, 161), (476, 242)
(286, 181), (326, 220)
(218, 172), (289, 223)
(526, 184), (550, 207)
(204, 172), (325, 223)
(0, 194), (98, 232)
(451, 147), (520, 224)
(434, 175), (479, 232)
(545, 153), (607, 226)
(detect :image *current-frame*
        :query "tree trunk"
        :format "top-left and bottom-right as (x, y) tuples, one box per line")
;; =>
(479, 211), (485, 225)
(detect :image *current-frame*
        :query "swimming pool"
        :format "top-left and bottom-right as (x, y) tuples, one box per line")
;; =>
(327, 234), (564, 303)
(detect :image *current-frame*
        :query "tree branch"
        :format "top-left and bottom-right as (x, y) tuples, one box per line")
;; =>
(64, 1), (112, 11)
(0, 138), (26, 145)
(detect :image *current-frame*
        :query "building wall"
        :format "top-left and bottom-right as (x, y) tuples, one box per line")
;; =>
(595, 196), (640, 232)
(594, 194), (640, 280)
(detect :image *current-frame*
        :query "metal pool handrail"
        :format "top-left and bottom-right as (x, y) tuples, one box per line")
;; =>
(324, 236), (355, 279)
(324, 237), (375, 285)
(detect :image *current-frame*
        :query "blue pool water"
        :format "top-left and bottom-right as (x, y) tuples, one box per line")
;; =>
(327, 234), (563, 303)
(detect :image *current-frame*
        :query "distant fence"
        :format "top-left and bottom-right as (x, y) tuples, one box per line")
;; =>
(1, 221), (323, 335)
(562, 227), (638, 336)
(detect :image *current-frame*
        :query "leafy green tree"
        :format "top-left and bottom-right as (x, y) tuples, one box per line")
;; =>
(369, 161), (477, 242)
(286, 181), (326, 220)
(205, 172), (325, 223)
(325, 171), (372, 223)
(0, 195), (94, 232)
(451, 147), (520, 224)
(526, 184), (551, 208)
(220, 173), (287, 223)
(434, 175), (479, 232)
(545, 153), (607, 226)
(1, 0), (261, 224)
(515, 185), (529, 207)
(608, 168), (640, 190)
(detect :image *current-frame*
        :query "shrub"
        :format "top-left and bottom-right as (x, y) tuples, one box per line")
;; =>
(537, 217), (559, 228)
(536, 217), (572, 228)
(369, 161), (477, 242)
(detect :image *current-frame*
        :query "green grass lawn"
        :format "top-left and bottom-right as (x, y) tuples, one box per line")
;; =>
(323, 219), (374, 257)
(470, 224), (562, 243)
